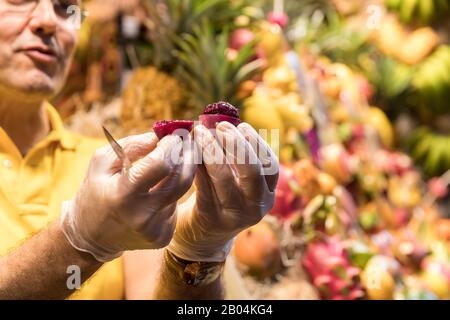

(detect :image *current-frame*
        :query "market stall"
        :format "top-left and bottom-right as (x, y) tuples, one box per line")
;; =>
(55, 0), (450, 300)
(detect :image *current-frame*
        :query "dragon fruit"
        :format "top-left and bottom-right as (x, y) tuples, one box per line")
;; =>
(267, 11), (289, 28)
(200, 101), (241, 129)
(302, 237), (365, 300)
(153, 120), (194, 140)
(270, 164), (302, 221)
(428, 177), (448, 199)
(229, 28), (255, 51)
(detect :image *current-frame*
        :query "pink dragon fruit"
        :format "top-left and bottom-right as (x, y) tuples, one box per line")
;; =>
(270, 164), (302, 221)
(267, 11), (289, 28)
(428, 177), (448, 199)
(302, 237), (365, 300)
(229, 28), (255, 51)
(199, 101), (241, 129)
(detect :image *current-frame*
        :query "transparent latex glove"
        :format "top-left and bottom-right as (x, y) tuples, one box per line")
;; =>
(61, 133), (196, 262)
(168, 122), (279, 262)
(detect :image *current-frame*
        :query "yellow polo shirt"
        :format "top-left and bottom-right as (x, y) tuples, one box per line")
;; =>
(0, 103), (124, 299)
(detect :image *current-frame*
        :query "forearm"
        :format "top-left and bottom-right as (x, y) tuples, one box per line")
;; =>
(0, 220), (102, 300)
(153, 249), (224, 300)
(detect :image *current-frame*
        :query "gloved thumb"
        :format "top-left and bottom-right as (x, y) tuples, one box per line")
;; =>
(125, 135), (183, 193)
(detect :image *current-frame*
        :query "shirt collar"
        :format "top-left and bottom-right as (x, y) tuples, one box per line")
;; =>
(0, 102), (78, 159)
(44, 102), (78, 151)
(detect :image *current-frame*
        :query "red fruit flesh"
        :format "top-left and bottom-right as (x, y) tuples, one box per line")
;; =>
(153, 120), (194, 140)
(199, 114), (241, 129)
(201, 101), (241, 129)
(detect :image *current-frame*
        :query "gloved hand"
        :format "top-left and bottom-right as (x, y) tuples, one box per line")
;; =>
(61, 133), (196, 262)
(168, 122), (279, 262)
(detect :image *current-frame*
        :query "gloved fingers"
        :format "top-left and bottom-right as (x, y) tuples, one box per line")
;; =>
(125, 135), (182, 194)
(148, 139), (197, 206)
(121, 132), (159, 163)
(194, 125), (237, 199)
(194, 165), (217, 210)
(216, 121), (267, 200)
(138, 203), (178, 248)
(237, 122), (279, 193)
(92, 133), (159, 175)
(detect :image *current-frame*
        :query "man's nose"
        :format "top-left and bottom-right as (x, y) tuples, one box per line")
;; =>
(28, 0), (58, 36)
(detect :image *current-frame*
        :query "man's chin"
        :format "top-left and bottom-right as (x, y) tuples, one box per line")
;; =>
(12, 71), (62, 99)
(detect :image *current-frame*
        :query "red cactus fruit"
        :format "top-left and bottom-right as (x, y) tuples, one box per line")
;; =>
(153, 120), (194, 140)
(200, 101), (241, 129)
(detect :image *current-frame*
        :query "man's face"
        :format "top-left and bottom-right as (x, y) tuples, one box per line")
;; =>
(0, 0), (79, 99)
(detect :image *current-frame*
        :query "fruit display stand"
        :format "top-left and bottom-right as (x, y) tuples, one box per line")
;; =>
(55, 0), (450, 300)
(235, 46), (450, 299)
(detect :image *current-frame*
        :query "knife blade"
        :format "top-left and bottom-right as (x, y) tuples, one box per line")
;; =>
(102, 126), (131, 172)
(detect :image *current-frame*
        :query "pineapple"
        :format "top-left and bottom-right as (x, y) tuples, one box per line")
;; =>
(140, 1), (260, 112)
(142, 0), (250, 72)
(174, 20), (262, 111)
(120, 67), (191, 134)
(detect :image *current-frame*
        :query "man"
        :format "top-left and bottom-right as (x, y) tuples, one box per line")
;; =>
(0, 0), (278, 299)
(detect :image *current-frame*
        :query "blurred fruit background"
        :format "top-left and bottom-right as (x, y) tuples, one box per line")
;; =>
(54, 0), (449, 300)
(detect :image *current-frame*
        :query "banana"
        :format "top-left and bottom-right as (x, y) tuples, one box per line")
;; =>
(386, 0), (401, 10)
(441, 138), (450, 172)
(418, 0), (435, 23)
(387, 0), (450, 24)
(424, 137), (442, 175)
(400, 0), (418, 23)
(413, 46), (450, 113)
(411, 129), (433, 162)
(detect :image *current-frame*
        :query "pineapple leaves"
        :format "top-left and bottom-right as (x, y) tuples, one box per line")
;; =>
(174, 20), (260, 110)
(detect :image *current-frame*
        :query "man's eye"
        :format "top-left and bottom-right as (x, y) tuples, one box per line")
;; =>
(54, 0), (78, 17)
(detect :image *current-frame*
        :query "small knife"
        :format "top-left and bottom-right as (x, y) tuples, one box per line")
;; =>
(102, 126), (131, 172)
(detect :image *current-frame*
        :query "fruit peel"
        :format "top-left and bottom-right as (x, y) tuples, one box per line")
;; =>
(153, 120), (194, 140)
(200, 101), (241, 129)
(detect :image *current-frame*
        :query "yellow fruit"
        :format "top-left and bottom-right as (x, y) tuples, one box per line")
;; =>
(366, 107), (394, 148)
(243, 92), (285, 149)
(373, 19), (405, 57)
(317, 172), (337, 194)
(361, 256), (397, 300)
(388, 175), (421, 208)
(275, 100), (313, 132)
(330, 104), (351, 122)
(361, 269), (395, 300)
(263, 65), (297, 93)
(257, 22), (286, 66)
(397, 27), (438, 65)
(421, 271), (449, 299)
(319, 144), (352, 184)
(237, 80), (257, 100)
